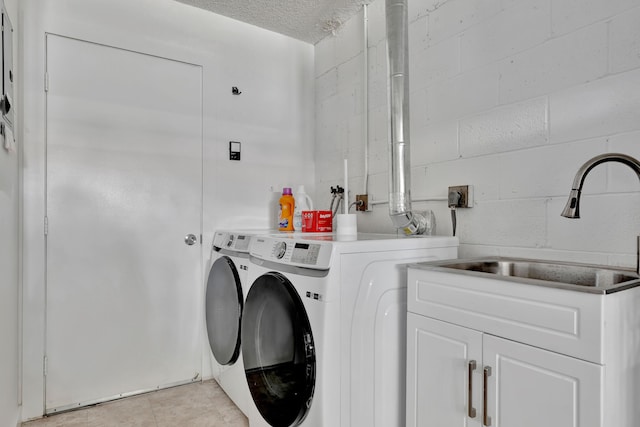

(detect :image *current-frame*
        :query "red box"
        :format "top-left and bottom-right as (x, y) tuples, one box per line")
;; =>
(301, 210), (333, 232)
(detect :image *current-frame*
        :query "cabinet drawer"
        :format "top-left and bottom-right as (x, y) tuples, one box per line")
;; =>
(407, 268), (604, 363)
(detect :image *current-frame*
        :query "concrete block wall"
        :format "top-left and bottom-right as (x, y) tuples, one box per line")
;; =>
(315, 0), (640, 267)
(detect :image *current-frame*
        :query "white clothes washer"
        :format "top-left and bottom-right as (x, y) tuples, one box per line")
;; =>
(241, 233), (458, 427)
(204, 229), (273, 415)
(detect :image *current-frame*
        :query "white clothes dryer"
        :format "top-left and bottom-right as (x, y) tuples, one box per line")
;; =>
(241, 233), (458, 427)
(205, 229), (272, 415)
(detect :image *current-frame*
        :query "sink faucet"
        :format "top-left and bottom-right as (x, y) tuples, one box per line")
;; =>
(561, 153), (640, 275)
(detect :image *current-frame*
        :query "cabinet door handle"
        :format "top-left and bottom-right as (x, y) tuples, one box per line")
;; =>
(483, 366), (492, 426)
(468, 360), (477, 418)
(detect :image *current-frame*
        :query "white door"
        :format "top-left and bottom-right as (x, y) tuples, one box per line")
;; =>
(483, 335), (602, 427)
(406, 314), (483, 427)
(45, 35), (203, 412)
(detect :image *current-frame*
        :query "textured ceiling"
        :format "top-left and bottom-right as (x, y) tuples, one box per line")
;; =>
(175, 0), (366, 44)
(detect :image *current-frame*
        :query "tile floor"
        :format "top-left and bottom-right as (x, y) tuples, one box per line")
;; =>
(21, 380), (249, 427)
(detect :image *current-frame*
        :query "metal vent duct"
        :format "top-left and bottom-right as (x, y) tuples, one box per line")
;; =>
(385, 0), (426, 235)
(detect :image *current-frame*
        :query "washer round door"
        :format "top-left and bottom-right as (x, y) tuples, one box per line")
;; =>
(205, 256), (243, 365)
(242, 272), (316, 427)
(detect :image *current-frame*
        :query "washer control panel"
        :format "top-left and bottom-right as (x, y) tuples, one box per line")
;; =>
(251, 236), (333, 269)
(289, 242), (321, 265)
(274, 241), (287, 259)
(271, 241), (321, 265)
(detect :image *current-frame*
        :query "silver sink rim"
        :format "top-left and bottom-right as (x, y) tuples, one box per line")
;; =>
(409, 256), (640, 294)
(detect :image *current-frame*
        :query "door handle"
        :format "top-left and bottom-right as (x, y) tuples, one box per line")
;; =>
(468, 360), (477, 418)
(184, 234), (197, 246)
(483, 366), (492, 426)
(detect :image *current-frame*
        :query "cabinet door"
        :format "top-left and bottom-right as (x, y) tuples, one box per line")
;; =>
(407, 314), (483, 427)
(483, 335), (602, 427)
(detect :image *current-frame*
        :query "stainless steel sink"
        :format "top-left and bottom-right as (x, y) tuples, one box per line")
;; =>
(414, 257), (640, 294)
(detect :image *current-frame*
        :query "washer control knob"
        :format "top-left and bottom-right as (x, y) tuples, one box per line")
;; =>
(274, 241), (287, 259)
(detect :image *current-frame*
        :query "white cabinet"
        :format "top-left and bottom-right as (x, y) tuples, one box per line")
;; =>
(407, 314), (601, 427)
(483, 334), (601, 427)
(407, 266), (640, 427)
(407, 313), (482, 427)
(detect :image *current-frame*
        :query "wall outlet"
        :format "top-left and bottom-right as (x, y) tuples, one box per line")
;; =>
(356, 194), (369, 212)
(448, 185), (473, 208)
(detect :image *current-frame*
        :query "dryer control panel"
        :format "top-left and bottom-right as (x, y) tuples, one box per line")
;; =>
(212, 231), (251, 253)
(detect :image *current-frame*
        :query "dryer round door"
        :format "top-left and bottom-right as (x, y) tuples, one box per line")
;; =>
(242, 272), (316, 427)
(205, 256), (243, 365)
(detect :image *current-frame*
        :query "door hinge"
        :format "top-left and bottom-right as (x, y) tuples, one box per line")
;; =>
(43, 355), (48, 376)
(44, 72), (49, 92)
(44, 216), (49, 236)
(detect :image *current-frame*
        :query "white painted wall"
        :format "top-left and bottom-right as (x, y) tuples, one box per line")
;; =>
(315, 0), (640, 267)
(0, 0), (20, 425)
(21, 0), (314, 419)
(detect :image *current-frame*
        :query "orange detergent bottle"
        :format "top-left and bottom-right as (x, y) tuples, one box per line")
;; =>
(278, 187), (295, 231)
